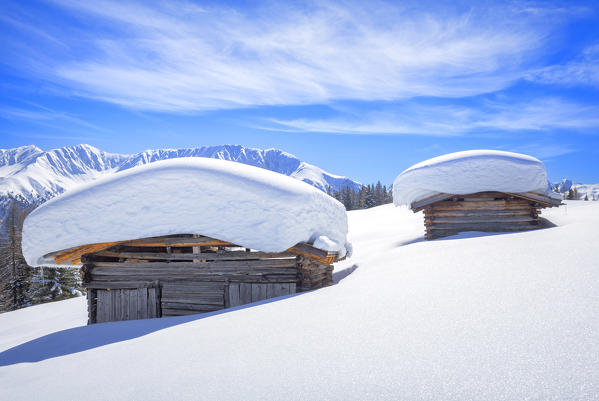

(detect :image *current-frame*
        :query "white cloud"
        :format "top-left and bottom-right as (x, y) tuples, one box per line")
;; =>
(530, 44), (599, 86)
(25, 0), (562, 111)
(500, 143), (578, 159)
(258, 97), (599, 135)
(0, 104), (107, 132)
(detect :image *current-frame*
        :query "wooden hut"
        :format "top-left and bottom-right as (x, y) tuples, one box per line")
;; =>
(22, 158), (350, 325)
(410, 191), (561, 240)
(46, 234), (341, 324)
(392, 150), (563, 240)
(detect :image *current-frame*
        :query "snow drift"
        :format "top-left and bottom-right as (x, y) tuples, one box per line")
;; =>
(22, 158), (350, 267)
(393, 150), (558, 208)
(3, 202), (599, 400)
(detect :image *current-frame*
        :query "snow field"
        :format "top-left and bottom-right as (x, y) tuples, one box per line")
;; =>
(2, 201), (598, 400)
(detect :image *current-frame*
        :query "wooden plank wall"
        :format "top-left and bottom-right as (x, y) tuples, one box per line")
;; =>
(161, 283), (224, 317)
(297, 256), (334, 291)
(423, 192), (542, 240)
(228, 283), (296, 307)
(83, 242), (334, 323)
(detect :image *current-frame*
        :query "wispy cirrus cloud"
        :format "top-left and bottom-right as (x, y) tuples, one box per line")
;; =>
(4, 0), (571, 112)
(0, 103), (107, 132)
(498, 143), (578, 159)
(257, 97), (599, 136)
(529, 44), (599, 86)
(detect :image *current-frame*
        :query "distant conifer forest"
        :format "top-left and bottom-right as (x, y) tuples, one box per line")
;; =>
(328, 181), (393, 211)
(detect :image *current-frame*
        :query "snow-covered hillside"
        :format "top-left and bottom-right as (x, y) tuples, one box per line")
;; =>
(2, 201), (598, 400)
(553, 178), (599, 200)
(0, 144), (361, 203)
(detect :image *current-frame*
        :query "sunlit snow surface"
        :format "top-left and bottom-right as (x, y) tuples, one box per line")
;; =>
(22, 158), (350, 266)
(2, 201), (599, 400)
(393, 150), (557, 207)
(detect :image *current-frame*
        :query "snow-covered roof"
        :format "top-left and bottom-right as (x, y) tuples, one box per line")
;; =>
(393, 150), (559, 208)
(22, 158), (350, 267)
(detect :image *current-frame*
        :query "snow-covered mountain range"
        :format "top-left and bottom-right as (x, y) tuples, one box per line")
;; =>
(552, 179), (599, 200)
(0, 144), (361, 204)
(1, 143), (596, 207)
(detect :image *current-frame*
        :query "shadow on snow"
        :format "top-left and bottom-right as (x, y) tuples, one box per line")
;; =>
(332, 264), (358, 284)
(0, 264), (360, 367)
(0, 292), (304, 367)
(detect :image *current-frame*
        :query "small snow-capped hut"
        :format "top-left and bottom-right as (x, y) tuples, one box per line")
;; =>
(22, 158), (350, 324)
(393, 150), (562, 240)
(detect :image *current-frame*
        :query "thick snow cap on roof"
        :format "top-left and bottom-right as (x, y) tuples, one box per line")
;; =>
(393, 150), (558, 208)
(22, 158), (350, 267)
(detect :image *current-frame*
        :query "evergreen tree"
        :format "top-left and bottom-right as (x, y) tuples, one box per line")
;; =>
(328, 182), (394, 210)
(382, 185), (393, 204)
(0, 200), (33, 311)
(374, 181), (383, 205)
(364, 185), (376, 208)
(357, 187), (366, 209)
(28, 266), (83, 304)
(342, 187), (354, 210)
(0, 197), (84, 312)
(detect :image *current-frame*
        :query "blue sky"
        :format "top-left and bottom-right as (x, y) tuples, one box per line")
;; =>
(1, 0), (599, 185)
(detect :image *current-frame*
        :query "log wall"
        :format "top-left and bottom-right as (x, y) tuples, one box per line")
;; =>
(423, 192), (543, 240)
(81, 237), (333, 324)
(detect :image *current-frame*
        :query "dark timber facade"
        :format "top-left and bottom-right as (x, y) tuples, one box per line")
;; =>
(410, 191), (562, 240)
(46, 234), (339, 324)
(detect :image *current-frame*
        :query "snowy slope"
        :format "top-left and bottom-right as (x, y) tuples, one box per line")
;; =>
(23, 158), (350, 266)
(0, 144), (361, 204)
(0, 298), (87, 353)
(1, 201), (599, 400)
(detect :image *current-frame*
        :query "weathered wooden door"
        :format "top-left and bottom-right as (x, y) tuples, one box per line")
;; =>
(95, 287), (160, 323)
(228, 283), (296, 308)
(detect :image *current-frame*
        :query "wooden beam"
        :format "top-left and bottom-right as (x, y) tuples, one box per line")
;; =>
(53, 242), (122, 265)
(93, 250), (296, 261)
(91, 258), (297, 269)
(428, 199), (532, 210)
(424, 216), (537, 224)
(426, 222), (539, 231)
(125, 237), (235, 247)
(50, 235), (237, 265)
(505, 192), (562, 208)
(286, 242), (338, 264)
(49, 232), (337, 266)
(410, 193), (454, 212)
(414, 191), (561, 213)
(424, 209), (534, 218)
